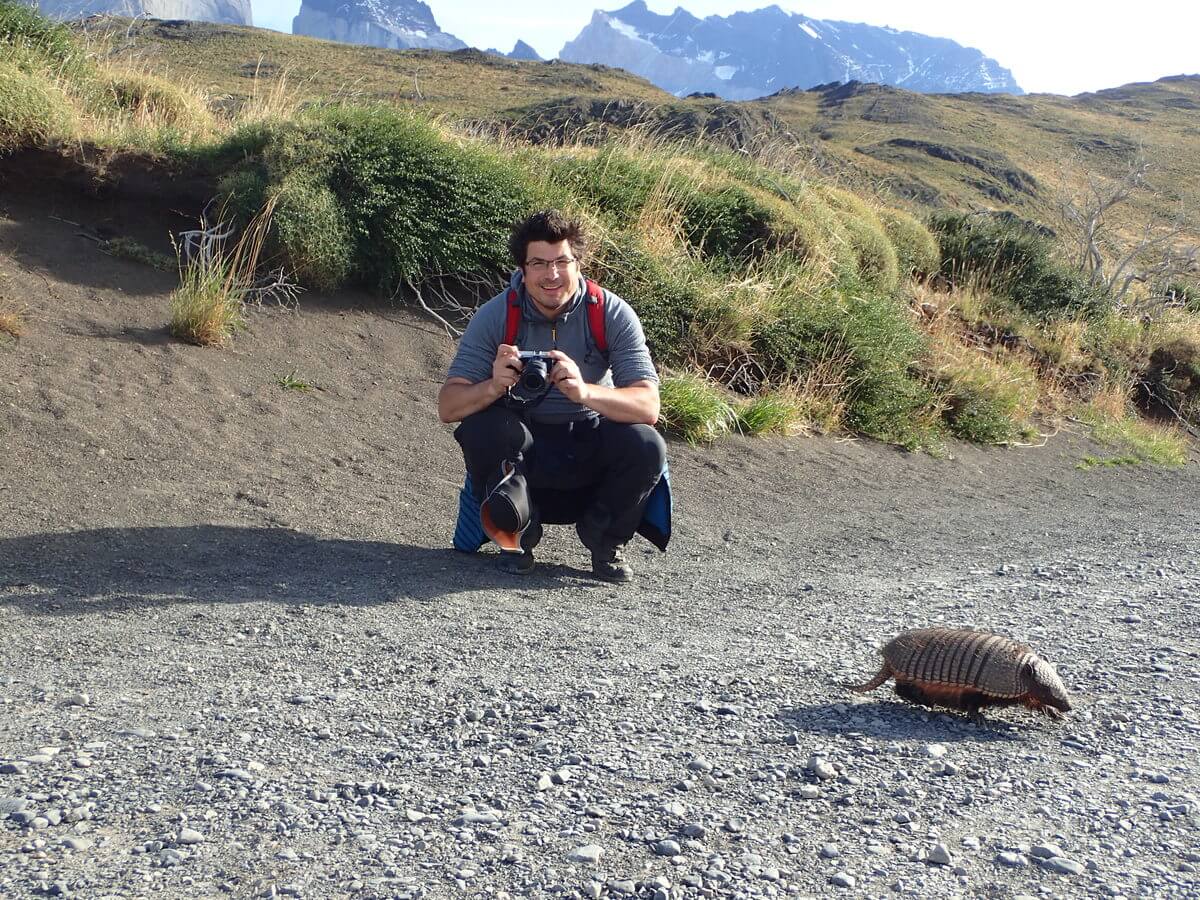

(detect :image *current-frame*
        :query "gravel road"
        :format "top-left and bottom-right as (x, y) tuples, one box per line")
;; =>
(2, 200), (1199, 899)
(3, 429), (1198, 900)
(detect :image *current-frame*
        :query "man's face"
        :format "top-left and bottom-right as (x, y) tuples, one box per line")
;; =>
(522, 239), (580, 317)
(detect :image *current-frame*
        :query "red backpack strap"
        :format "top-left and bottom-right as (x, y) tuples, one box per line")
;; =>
(584, 278), (608, 355)
(503, 288), (521, 346)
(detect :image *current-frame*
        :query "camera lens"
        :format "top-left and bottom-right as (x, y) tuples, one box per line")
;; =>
(520, 357), (550, 391)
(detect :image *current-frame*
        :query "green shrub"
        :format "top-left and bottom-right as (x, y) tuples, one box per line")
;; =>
(206, 107), (535, 292)
(600, 233), (705, 366)
(676, 181), (774, 263)
(751, 276), (938, 447)
(316, 106), (533, 290)
(271, 175), (354, 290)
(931, 212), (1104, 319)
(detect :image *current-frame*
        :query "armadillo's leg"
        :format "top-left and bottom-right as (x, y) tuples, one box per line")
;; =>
(894, 681), (932, 707)
(846, 664), (891, 693)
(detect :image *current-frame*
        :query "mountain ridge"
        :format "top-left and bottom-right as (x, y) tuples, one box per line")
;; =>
(560, 1), (1022, 100)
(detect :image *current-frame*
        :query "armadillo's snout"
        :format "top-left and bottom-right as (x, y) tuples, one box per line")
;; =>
(1035, 660), (1072, 712)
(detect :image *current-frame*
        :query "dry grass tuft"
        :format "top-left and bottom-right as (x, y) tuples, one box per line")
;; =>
(0, 301), (26, 339)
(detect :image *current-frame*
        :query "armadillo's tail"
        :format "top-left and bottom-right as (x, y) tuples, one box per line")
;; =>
(845, 664), (891, 694)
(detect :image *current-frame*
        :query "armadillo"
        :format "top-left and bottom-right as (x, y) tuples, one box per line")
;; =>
(847, 627), (1071, 718)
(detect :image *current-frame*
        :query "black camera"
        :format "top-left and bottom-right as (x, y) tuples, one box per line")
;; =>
(509, 350), (556, 405)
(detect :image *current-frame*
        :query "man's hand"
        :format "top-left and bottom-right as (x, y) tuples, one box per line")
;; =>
(493, 344), (523, 391)
(547, 350), (589, 404)
(437, 344), (523, 423)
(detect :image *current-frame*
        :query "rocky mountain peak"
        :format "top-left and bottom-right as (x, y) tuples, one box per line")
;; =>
(38, 0), (251, 25)
(292, 0), (465, 51)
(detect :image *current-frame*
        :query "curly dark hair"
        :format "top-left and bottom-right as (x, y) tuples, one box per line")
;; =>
(509, 210), (589, 269)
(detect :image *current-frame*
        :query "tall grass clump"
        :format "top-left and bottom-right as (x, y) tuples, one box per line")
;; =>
(932, 212), (1104, 319)
(96, 70), (214, 135)
(932, 348), (1039, 444)
(0, 58), (73, 152)
(1076, 395), (1189, 468)
(658, 372), (738, 443)
(0, 0), (81, 75)
(879, 207), (940, 279)
(815, 186), (901, 292)
(734, 390), (806, 436)
(752, 275), (938, 448)
(169, 202), (275, 347)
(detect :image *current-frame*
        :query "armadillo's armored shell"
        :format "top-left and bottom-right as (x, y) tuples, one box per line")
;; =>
(881, 628), (1036, 698)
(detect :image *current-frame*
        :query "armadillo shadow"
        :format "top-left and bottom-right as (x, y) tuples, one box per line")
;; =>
(0, 525), (555, 614)
(777, 703), (1027, 743)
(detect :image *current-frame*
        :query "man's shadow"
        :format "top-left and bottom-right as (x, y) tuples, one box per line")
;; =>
(0, 525), (582, 615)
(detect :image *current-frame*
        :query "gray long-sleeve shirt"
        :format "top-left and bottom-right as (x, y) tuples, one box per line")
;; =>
(446, 270), (659, 423)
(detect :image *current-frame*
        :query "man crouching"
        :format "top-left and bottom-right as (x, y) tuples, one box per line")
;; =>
(438, 210), (666, 582)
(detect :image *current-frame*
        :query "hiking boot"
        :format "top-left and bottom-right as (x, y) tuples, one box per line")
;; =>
(591, 547), (633, 583)
(498, 549), (535, 576)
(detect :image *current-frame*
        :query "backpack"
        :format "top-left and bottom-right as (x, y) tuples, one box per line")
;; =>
(504, 278), (608, 356)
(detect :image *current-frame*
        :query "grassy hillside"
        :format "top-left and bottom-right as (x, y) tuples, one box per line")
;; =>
(2, 6), (1196, 459)
(91, 19), (1200, 240)
(82, 18), (672, 118)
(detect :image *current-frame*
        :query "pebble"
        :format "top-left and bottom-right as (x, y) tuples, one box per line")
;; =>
(454, 810), (499, 826)
(821, 844), (840, 859)
(807, 755), (837, 781)
(927, 844), (953, 866)
(654, 839), (682, 857)
(830, 873), (856, 888)
(1041, 856), (1084, 875)
(1031, 843), (1064, 859)
(178, 828), (204, 845)
(567, 844), (603, 864)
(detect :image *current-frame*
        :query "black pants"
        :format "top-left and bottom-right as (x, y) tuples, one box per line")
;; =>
(454, 405), (666, 553)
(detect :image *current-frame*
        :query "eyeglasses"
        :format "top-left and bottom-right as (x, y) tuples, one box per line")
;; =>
(525, 256), (577, 273)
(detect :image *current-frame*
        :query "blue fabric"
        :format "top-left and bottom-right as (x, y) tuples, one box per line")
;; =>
(452, 464), (672, 553)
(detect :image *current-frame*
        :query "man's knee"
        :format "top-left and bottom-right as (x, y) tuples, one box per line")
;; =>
(455, 405), (532, 459)
(603, 421), (666, 478)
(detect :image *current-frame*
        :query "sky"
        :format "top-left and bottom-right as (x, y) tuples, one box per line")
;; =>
(252, 1), (1199, 97)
